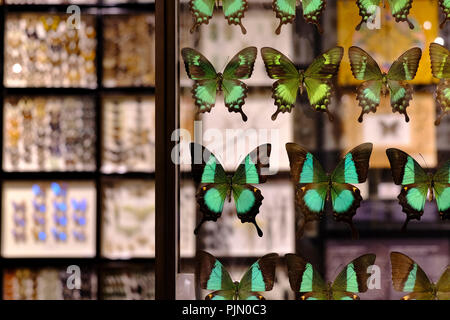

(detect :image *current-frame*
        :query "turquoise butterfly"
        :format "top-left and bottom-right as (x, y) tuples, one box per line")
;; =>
(391, 252), (450, 300)
(286, 142), (373, 239)
(355, 0), (414, 30)
(272, 0), (326, 34)
(191, 143), (271, 237)
(386, 148), (450, 231)
(286, 253), (377, 300)
(182, 47), (257, 122)
(189, 0), (248, 34)
(197, 251), (278, 300)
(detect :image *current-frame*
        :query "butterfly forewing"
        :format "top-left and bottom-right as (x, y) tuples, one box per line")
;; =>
(331, 143), (373, 184)
(182, 48), (218, 81)
(304, 47), (344, 79)
(239, 253), (279, 296)
(390, 252), (434, 299)
(191, 143), (228, 184)
(197, 251), (236, 292)
(433, 160), (450, 220)
(233, 144), (272, 185)
(286, 254), (327, 294)
(387, 47), (422, 81)
(331, 254), (376, 296)
(286, 143), (328, 184)
(223, 47), (257, 81)
(429, 43), (450, 79)
(348, 46), (383, 81)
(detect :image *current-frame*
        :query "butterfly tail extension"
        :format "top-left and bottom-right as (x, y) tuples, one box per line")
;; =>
(435, 110), (449, 126)
(348, 220), (359, 240)
(400, 217), (412, 233)
(194, 217), (209, 235)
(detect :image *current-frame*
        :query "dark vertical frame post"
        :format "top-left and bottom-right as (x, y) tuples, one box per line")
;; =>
(155, 0), (179, 300)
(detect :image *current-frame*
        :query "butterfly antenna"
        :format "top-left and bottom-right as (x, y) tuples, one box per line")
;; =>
(221, 57), (230, 72)
(419, 153), (429, 170)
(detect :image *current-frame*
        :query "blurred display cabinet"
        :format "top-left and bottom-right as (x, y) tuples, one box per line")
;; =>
(101, 96), (155, 173)
(1, 181), (97, 258)
(4, 13), (97, 88)
(100, 266), (154, 300)
(3, 266), (97, 300)
(103, 14), (155, 87)
(3, 96), (96, 172)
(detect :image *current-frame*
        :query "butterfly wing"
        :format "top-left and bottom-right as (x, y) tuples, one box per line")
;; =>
(387, 80), (413, 122)
(390, 252), (434, 300)
(205, 290), (236, 300)
(429, 43), (450, 80)
(435, 79), (450, 125)
(189, 0), (216, 33)
(286, 143), (329, 236)
(436, 266), (450, 300)
(222, 0), (249, 34)
(433, 160), (450, 220)
(331, 254), (376, 300)
(272, 0), (297, 34)
(387, 0), (414, 29)
(261, 47), (300, 120)
(301, 0), (327, 33)
(222, 47), (257, 121)
(231, 144), (271, 237)
(349, 46), (384, 122)
(238, 253), (279, 299)
(303, 47), (344, 120)
(285, 254), (328, 300)
(182, 48), (219, 113)
(439, 0), (450, 28)
(191, 143), (229, 234)
(355, 0), (381, 30)
(196, 251), (235, 294)
(386, 148), (430, 230)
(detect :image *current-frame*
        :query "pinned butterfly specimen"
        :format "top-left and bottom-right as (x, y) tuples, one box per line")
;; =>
(272, 0), (326, 35)
(196, 251), (278, 300)
(349, 46), (422, 122)
(429, 43), (450, 125)
(261, 46), (344, 121)
(390, 252), (450, 300)
(439, 0), (450, 28)
(286, 142), (373, 239)
(189, 0), (248, 34)
(355, 0), (414, 30)
(286, 253), (376, 300)
(190, 142), (271, 237)
(386, 148), (450, 231)
(182, 47), (257, 122)
(380, 120), (399, 137)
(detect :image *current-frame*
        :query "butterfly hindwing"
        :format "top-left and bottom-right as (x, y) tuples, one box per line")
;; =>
(197, 251), (235, 293)
(433, 160), (450, 220)
(189, 0), (216, 33)
(222, 0), (249, 34)
(387, 0), (414, 29)
(387, 80), (413, 122)
(232, 184), (264, 236)
(331, 254), (376, 299)
(390, 252), (434, 300)
(435, 79), (450, 125)
(355, 0), (381, 30)
(330, 183), (362, 239)
(272, 0), (297, 35)
(239, 253), (279, 297)
(205, 290), (236, 300)
(222, 79), (249, 121)
(439, 0), (450, 28)
(301, 0), (326, 33)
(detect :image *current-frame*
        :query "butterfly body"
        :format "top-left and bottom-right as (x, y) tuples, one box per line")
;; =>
(261, 46), (343, 121)
(198, 251), (278, 300)
(390, 252), (450, 300)
(182, 47), (257, 122)
(386, 148), (450, 230)
(287, 253), (376, 300)
(349, 46), (422, 122)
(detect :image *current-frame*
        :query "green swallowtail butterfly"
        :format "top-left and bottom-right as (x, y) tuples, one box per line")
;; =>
(191, 143), (271, 237)
(272, 0), (326, 35)
(390, 252), (450, 300)
(439, 0), (450, 28)
(189, 0), (248, 34)
(355, 0), (414, 30)
(386, 148), (450, 231)
(181, 47), (257, 122)
(286, 253), (376, 300)
(429, 42), (450, 125)
(349, 46), (422, 122)
(286, 142), (373, 239)
(196, 251), (278, 300)
(261, 46), (344, 121)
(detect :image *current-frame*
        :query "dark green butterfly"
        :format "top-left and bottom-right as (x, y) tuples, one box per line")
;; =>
(390, 252), (450, 300)
(439, 0), (450, 28)
(286, 143), (373, 239)
(272, 0), (326, 34)
(181, 47), (257, 122)
(191, 143), (271, 237)
(355, 0), (414, 30)
(429, 42), (450, 125)
(349, 46), (422, 122)
(286, 253), (376, 300)
(261, 46), (344, 121)
(189, 0), (248, 34)
(386, 148), (450, 231)
(196, 251), (278, 300)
